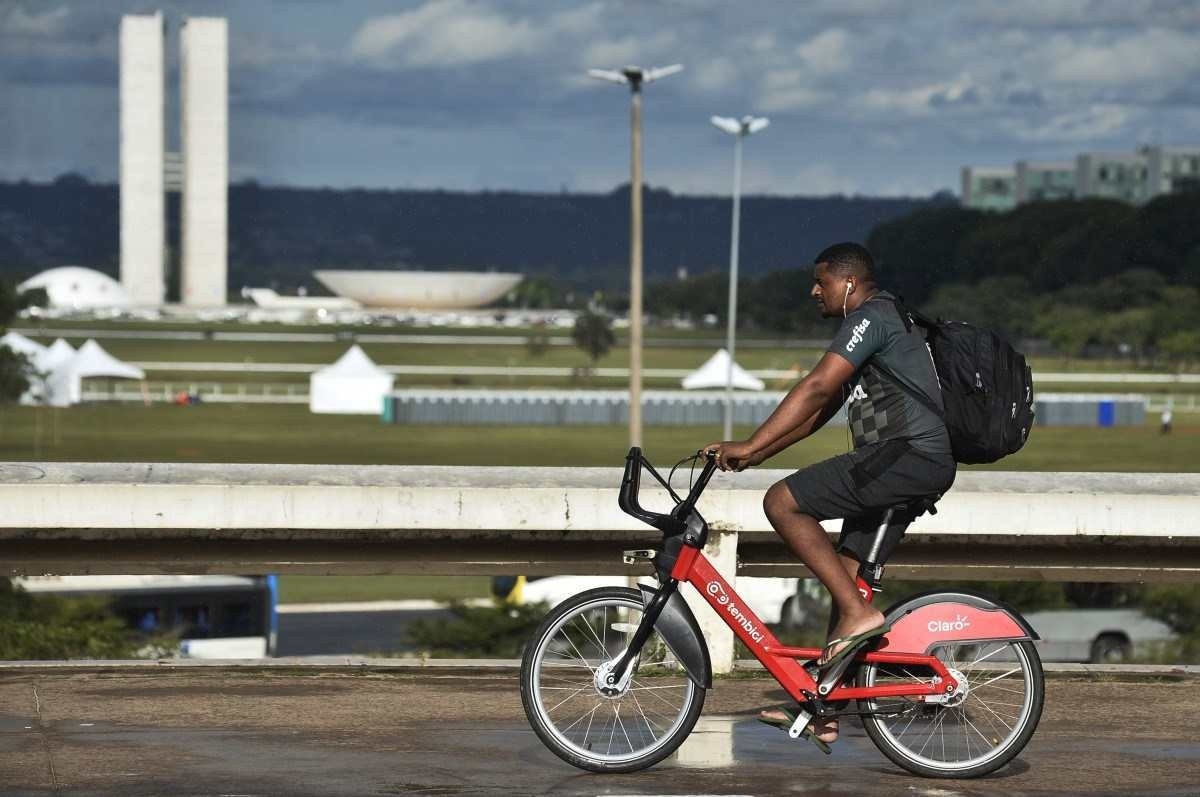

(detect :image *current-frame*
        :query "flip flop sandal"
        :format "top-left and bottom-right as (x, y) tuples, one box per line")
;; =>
(819, 624), (891, 671)
(817, 624), (891, 691)
(756, 708), (833, 755)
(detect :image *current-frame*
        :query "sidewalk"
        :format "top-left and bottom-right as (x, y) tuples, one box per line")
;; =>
(1, 657), (1196, 677)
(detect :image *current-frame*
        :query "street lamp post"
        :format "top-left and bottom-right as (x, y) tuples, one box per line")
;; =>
(710, 115), (769, 440)
(589, 64), (683, 448)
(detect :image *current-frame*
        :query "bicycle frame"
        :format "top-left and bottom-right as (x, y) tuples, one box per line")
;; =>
(669, 545), (960, 702)
(615, 447), (1032, 703)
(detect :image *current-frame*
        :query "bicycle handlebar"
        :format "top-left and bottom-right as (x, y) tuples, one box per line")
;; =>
(618, 447), (718, 535)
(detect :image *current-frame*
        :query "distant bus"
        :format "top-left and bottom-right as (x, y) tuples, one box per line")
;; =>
(14, 575), (277, 659)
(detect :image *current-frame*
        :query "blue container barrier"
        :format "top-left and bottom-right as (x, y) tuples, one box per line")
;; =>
(1097, 401), (1115, 427)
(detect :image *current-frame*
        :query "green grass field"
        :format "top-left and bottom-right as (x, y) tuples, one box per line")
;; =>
(16, 322), (1198, 377)
(2, 402), (1197, 470)
(276, 575), (490, 603)
(22, 329), (1200, 398)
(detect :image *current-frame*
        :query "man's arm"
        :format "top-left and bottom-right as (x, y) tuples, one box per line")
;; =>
(704, 353), (856, 471)
(752, 385), (847, 463)
(706, 303), (885, 471)
(746, 352), (856, 455)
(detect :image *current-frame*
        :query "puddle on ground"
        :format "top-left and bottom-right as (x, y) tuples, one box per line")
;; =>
(667, 715), (875, 770)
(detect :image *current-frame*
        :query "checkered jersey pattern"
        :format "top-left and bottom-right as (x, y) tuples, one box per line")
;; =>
(847, 367), (907, 447)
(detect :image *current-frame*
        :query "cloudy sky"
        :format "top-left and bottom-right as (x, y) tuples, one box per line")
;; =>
(3, 0), (1199, 196)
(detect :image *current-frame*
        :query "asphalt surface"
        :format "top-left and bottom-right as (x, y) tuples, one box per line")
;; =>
(2, 667), (1198, 796)
(275, 608), (450, 657)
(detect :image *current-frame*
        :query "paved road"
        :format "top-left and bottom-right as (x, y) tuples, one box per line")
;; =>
(276, 608), (451, 657)
(2, 667), (1198, 796)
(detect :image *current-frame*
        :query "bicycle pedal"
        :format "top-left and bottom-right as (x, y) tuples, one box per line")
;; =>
(622, 549), (657, 564)
(787, 708), (814, 740)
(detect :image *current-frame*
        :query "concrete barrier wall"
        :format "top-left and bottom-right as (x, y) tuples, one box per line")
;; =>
(3, 462), (1197, 673)
(1, 462), (1196, 581)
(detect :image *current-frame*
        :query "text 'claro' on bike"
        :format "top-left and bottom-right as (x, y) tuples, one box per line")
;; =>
(520, 448), (1044, 777)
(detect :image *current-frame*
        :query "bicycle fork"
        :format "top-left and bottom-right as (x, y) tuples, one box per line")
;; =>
(601, 578), (680, 692)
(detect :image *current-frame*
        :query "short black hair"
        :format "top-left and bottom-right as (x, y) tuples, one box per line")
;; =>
(814, 242), (875, 281)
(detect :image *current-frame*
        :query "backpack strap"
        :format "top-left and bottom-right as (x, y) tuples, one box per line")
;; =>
(872, 360), (946, 421)
(874, 294), (938, 333)
(866, 294), (946, 421)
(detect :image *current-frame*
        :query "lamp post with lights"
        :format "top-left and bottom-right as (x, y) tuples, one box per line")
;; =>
(710, 114), (769, 440)
(588, 64), (683, 447)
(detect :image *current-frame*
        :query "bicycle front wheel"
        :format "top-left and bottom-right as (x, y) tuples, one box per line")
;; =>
(520, 587), (705, 773)
(858, 635), (1044, 778)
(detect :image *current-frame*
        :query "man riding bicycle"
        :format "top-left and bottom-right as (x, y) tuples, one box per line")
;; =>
(704, 241), (956, 747)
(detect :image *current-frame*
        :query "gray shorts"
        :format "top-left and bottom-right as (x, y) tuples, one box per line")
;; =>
(783, 439), (956, 563)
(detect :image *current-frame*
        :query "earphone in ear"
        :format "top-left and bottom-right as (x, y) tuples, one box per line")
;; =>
(842, 281), (852, 317)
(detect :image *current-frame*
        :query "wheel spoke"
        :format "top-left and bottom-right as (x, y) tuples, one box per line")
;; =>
(558, 701), (601, 735)
(545, 684), (592, 714)
(572, 614), (607, 656)
(965, 644), (1008, 670)
(975, 667), (1022, 691)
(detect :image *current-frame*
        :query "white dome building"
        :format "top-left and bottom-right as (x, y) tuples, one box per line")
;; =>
(313, 270), (522, 310)
(18, 266), (131, 310)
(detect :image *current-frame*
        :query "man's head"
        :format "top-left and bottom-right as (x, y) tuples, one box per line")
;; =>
(811, 242), (877, 318)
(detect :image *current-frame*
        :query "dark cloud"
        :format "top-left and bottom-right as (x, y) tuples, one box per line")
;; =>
(1005, 89), (1045, 107)
(0, 54), (116, 87)
(930, 86), (981, 108)
(3, 0), (1199, 194)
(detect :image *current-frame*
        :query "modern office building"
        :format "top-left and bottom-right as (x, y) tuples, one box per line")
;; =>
(118, 12), (166, 306)
(964, 145), (1200, 210)
(961, 166), (1017, 211)
(1076, 151), (1153, 204)
(1015, 160), (1075, 203)
(1147, 146), (1200, 196)
(180, 17), (229, 307)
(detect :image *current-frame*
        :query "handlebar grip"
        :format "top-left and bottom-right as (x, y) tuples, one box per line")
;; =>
(619, 446), (687, 533)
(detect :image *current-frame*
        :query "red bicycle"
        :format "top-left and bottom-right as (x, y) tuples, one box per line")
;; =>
(521, 448), (1044, 777)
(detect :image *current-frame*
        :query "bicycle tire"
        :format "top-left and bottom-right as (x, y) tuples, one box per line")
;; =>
(857, 592), (1045, 778)
(520, 587), (706, 773)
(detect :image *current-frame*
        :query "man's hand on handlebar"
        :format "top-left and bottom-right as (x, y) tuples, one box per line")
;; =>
(702, 440), (762, 472)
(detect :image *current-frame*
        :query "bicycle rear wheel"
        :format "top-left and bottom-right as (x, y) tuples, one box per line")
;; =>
(520, 587), (705, 773)
(858, 636), (1044, 778)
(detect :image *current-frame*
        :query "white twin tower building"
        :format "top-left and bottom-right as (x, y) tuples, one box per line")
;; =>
(120, 12), (227, 307)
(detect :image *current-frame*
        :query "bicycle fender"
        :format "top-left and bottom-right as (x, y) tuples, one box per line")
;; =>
(881, 590), (1037, 655)
(639, 584), (712, 689)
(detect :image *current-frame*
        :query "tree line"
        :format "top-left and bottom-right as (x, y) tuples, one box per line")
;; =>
(646, 191), (1200, 361)
(0, 174), (935, 294)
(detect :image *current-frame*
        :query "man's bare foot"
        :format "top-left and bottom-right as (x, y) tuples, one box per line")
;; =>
(758, 709), (839, 743)
(820, 605), (888, 665)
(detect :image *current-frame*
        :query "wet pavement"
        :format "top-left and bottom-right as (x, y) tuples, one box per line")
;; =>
(1, 667), (1198, 796)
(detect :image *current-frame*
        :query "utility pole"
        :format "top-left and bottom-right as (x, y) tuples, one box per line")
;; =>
(710, 115), (769, 440)
(589, 64), (683, 447)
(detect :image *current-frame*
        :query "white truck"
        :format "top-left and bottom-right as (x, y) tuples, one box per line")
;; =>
(496, 575), (808, 627)
(1023, 609), (1176, 663)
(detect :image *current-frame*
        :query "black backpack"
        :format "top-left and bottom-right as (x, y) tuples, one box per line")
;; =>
(878, 298), (1035, 465)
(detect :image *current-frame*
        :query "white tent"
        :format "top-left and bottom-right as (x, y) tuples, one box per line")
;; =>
(681, 349), (765, 391)
(45, 339), (145, 407)
(38, 338), (76, 372)
(310, 345), (395, 414)
(1, 332), (50, 404)
(0, 331), (46, 360)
